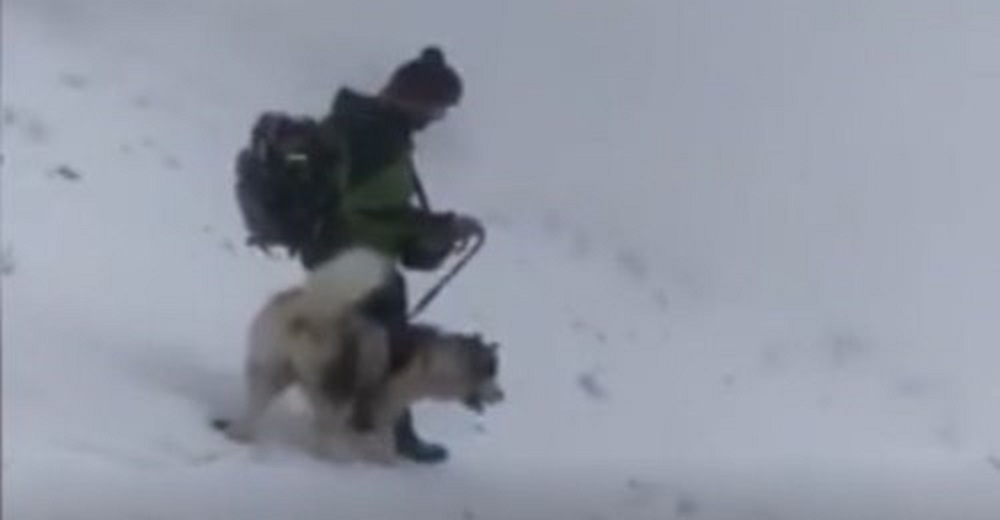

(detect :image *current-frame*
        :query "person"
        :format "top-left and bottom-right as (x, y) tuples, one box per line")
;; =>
(238, 46), (481, 464)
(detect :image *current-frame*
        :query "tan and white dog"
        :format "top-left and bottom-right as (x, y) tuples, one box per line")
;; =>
(215, 247), (504, 464)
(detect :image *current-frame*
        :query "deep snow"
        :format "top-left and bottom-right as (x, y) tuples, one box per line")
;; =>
(4, 1), (1000, 519)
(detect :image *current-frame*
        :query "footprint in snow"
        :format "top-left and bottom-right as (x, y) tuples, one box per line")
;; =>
(4, 108), (50, 144)
(758, 344), (789, 375)
(47, 164), (83, 181)
(220, 239), (237, 255)
(892, 375), (946, 399)
(625, 477), (659, 504)
(933, 422), (962, 449)
(1, 246), (15, 276)
(676, 495), (700, 516)
(651, 288), (670, 311)
(162, 154), (182, 170)
(58, 72), (89, 90)
(132, 94), (153, 110)
(578, 370), (608, 401)
(615, 249), (649, 282)
(828, 331), (867, 368)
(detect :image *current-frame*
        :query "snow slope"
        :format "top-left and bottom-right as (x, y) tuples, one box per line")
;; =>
(4, 1), (1000, 519)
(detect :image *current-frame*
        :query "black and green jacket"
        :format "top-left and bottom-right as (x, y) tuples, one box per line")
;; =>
(300, 88), (439, 268)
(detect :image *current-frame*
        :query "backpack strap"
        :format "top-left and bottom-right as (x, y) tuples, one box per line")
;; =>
(407, 155), (432, 211)
(305, 124), (352, 244)
(331, 127), (351, 195)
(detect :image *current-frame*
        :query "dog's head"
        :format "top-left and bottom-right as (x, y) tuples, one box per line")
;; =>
(408, 325), (504, 412)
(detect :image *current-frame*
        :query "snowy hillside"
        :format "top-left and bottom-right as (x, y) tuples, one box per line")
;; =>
(4, 1), (1000, 519)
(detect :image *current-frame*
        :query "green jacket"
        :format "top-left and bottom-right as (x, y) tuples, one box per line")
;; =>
(300, 89), (437, 268)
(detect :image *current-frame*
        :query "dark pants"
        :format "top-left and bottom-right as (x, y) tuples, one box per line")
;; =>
(301, 251), (446, 462)
(358, 271), (415, 370)
(299, 246), (412, 369)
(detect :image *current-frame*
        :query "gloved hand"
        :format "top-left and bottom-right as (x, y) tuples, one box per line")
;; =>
(447, 213), (483, 254)
(401, 212), (482, 271)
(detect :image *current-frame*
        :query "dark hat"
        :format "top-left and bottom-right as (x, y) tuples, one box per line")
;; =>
(383, 46), (463, 107)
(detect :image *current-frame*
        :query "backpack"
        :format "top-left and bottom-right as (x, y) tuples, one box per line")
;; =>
(234, 111), (345, 254)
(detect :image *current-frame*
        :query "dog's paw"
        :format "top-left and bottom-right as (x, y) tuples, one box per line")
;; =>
(311, 436), (356, 463)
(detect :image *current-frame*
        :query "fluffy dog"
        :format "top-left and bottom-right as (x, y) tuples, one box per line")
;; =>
(215, 247), (503, 464)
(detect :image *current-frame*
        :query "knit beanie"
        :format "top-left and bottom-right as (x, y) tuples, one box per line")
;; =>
(383, 46), (463, 106)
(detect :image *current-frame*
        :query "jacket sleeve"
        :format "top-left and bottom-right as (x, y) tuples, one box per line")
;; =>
(334, 156), (455, 267)
(341, 202), (456, 270)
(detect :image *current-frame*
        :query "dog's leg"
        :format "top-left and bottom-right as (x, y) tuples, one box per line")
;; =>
(348, 384), (387, 433)
(222, 360), (293, 443)
(353, 426), (399, 466)
(346, 317), (392, 433)
(302, 389), (352, 461)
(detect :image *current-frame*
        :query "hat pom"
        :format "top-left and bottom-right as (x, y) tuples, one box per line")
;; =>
(383, 45), (462, 106)
(420, 46), (446, 65)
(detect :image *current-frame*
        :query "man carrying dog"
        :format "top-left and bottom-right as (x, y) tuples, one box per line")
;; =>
(235, 46), (482, 464)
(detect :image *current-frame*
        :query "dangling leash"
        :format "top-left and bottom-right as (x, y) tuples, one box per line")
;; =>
(408, 221), (486, 319)
(405, 163), (487, 318)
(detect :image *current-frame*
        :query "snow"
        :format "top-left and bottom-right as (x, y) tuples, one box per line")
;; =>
(4, 1), (1000, 519)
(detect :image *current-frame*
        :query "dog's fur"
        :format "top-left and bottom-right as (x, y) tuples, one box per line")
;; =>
(217, 246), (503, 464)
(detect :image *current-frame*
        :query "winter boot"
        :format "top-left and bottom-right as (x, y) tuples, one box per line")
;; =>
(394, 408), (448, 464)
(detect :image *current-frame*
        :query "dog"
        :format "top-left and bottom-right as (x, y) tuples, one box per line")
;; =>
(214, 246), (504, 464)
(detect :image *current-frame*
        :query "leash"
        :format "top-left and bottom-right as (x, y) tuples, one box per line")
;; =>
(408, 222), (486, 319)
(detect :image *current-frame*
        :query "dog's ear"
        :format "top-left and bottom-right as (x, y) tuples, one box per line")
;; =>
(461, 331), (484, 348)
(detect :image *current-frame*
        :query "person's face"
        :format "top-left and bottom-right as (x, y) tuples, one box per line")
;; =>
(387, 95), (451, 131)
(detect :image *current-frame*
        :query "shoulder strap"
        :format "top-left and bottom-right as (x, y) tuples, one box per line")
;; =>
(317, 122), (351, 195)
(304, 124), (352, 244)
(405, 155), (431, 211)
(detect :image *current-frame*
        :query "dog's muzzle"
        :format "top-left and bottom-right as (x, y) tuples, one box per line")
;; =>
(464, 381), (504, 413)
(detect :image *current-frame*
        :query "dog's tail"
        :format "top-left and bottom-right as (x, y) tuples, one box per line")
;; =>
(297, 246), (394, 318)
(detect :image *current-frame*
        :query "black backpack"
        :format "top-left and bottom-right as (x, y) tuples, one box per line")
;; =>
(234, 111), (346, 254)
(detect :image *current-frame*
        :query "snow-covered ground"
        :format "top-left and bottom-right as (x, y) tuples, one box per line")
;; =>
(4, 1), (1000, 519)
